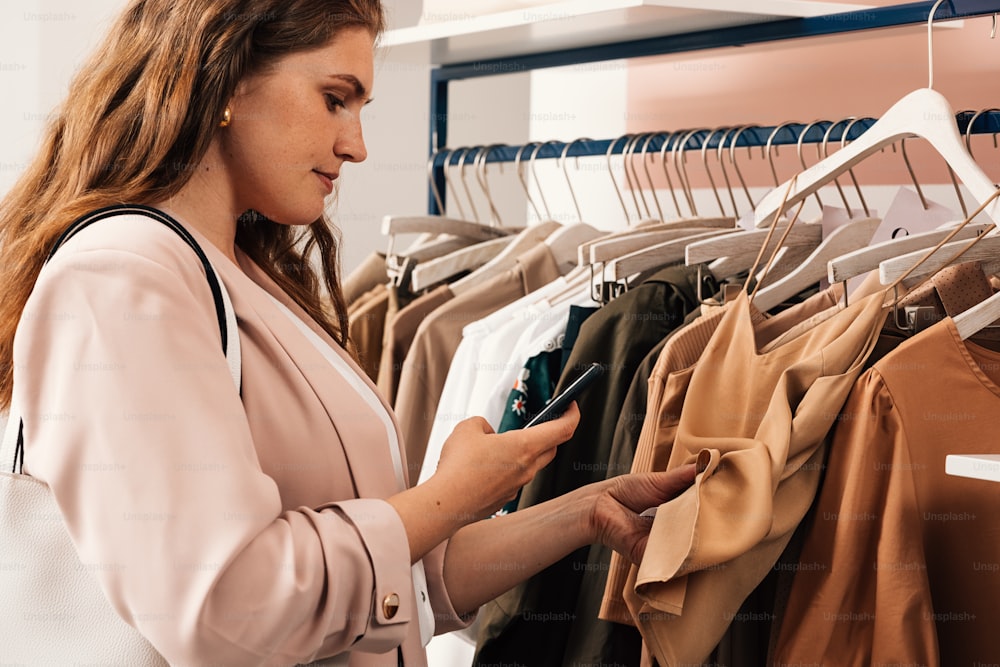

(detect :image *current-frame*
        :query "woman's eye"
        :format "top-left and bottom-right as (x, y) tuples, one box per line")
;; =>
(325, 94), (345, 111)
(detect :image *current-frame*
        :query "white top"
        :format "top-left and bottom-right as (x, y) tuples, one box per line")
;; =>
(265, 293), (435, 650)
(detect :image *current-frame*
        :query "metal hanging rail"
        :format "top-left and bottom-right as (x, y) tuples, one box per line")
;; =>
(426, 0), (1000, 213)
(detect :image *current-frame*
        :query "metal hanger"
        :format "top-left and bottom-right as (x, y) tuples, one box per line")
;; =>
(700, 127), (731, 217)
(529, 140), (563, 222)
(677, 128), (708, 217)
(383, 147), (520, 289)
(475, 143), (508, 226)
(819, 117), (858, 215)
(715, 127), (743, 218)
(838, 116), (874, 217)
(514, 142), (544, 222)
(637, 133), (665, 222)
(623, 133), (651, 221)
(659, 130), (685, 219)
(726, 125), (760, 214)
(606, 134), (634, 225)
(796, 120), (829, 212)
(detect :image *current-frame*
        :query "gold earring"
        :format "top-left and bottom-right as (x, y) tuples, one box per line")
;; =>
(219, 107), (232, 128)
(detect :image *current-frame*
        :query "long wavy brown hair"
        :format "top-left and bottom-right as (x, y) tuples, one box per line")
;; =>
(0, 0), (386, 410)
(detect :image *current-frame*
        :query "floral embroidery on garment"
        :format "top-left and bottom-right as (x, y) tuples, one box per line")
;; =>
(510, 368), (531, 417)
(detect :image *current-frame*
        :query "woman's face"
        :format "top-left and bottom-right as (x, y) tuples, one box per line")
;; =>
(220, 27), (375, 225)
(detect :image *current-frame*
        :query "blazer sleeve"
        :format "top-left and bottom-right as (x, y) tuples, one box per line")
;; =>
(13, 225), (414, 666)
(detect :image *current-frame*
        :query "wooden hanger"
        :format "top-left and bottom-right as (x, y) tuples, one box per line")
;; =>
(750, 217), (882, 313)
(753, 88), (999, 225)
(872, 188), (1000, 339)
(829, 222), (993, 284)
(603, 228), (738, 283)
(686, 221), (822, 268)
(753, 33), (999, 228)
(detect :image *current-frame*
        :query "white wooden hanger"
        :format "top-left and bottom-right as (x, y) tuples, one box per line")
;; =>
(875, 189), (1000, 339)
(830, 222), (993, 284)
(753, 3), (1000, 228)
(685, 222), (822, 269)
(751, 217), (882, 313)
(603, 228), (738, 283)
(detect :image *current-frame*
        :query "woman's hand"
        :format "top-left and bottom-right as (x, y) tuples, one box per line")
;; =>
(391, 403), (580, 564)
(588, 464), (698, 565)
(431, 402), (581, 522)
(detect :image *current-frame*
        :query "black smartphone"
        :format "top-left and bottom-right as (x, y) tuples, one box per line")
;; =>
(524, 362), (604, 428)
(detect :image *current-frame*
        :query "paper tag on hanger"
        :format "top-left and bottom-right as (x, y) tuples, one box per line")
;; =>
(869, 187), (957, 245)
(845, 187), (957, 297)
(820, 206), (874, 241)
(737, 209), (757, 231)
(819, 206), (876, 291)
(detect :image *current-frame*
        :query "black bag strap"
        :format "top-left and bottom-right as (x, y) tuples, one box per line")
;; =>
(10, 204), (237, 473)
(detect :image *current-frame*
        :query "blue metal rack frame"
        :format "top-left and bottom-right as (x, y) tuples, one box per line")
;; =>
(425, 0), (1000, 214)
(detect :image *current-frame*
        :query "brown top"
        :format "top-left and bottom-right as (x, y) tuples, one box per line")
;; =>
(610, 286), (889, 666)
(376, 285), (454, 409)
(347, 284), (389, 382)
(773, 317), (1000, 666)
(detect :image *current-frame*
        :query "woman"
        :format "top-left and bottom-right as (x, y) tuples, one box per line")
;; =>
(0, 1), (696, 664)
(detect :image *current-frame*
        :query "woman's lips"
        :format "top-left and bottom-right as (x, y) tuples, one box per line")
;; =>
(314, 170), (336, 193)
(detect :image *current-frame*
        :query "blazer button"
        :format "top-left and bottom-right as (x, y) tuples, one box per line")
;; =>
(382, 593), (400, 619)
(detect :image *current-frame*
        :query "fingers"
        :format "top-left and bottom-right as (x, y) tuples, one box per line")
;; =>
(526, 400), (580, 442)
(653, 463), (698, 498)
(612, 464), (698, 513)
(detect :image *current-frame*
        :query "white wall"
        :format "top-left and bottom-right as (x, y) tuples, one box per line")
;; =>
(0, 0), (121, 195)
(0, 0), (630, 275)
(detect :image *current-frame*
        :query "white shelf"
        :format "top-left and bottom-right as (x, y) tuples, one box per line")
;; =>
(383, 0), (872, 66)
(946, 454), (1000, 484)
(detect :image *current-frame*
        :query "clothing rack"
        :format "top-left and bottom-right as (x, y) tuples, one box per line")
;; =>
(396, 0), (1000, 214)
(428, 113), (1000, 168)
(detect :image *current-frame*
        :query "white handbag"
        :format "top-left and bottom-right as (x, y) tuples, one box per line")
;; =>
(0, 205), (241, 665)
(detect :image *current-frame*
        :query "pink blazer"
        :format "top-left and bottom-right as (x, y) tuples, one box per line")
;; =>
(13, 213), (468, 666)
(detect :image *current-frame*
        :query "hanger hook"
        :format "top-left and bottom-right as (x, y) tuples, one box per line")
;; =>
(561, 138), (593, 223)
(444, 147), (470, 220)
(821, 118), (856, 215)
(639, 133), (666, 222)
(530, 140), (561, 222)
(622, 134), (650, 220)
(476, 144), (507, 226)
(658, 131), (684, 219)
(839, 117), (874, 217)
(764, 121), (800, 188)
(673, 128), (703, 217)
(715, 127), (741, 218)
(514, 142), (543, 221)
(699, 127), (730, 217)
(927, 0), (948, 90)
(632, 132), (662, 221)
(457, 146), (483, 222)
(899, 138), (930, 210)
(606, 134), (634, 225)
(427, 148), (451, 216)
(795, 120), (828, 211)
(964, 107), (1000, 157)
(727, 125), (759, 212)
